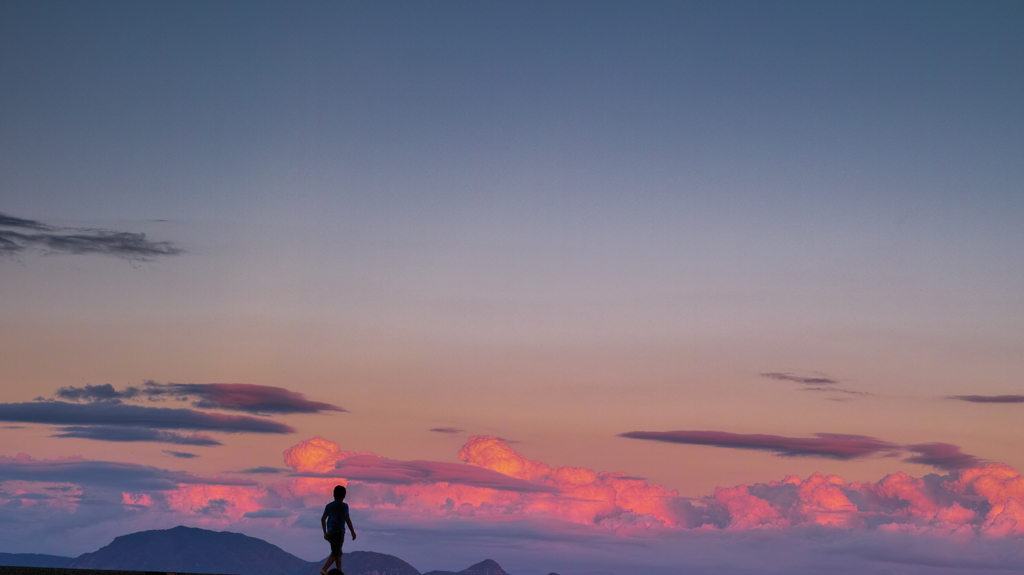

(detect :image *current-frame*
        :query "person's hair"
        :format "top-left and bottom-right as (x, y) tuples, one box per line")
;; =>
(334, 485), (346, 500)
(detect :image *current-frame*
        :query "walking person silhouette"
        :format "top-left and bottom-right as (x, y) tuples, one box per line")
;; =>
(320, 485), (356, 575)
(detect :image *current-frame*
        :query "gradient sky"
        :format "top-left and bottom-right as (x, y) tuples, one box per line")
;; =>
(2, 2), (1024, 574)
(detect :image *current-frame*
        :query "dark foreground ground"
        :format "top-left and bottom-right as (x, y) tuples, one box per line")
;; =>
(0, 568), (228, 575)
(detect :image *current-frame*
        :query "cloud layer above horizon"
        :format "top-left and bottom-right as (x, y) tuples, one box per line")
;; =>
(0, 382), (344, 447)
(53, 382), (345, 415)
(5, 435), (1022, 540)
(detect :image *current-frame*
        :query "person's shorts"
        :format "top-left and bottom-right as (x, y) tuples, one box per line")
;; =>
(326, 531), (344, 556)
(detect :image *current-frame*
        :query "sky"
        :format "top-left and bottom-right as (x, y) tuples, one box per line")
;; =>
(1, 1), (1023, 573)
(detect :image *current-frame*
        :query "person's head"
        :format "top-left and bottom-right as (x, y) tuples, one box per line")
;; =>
(333, 485), (346, 500)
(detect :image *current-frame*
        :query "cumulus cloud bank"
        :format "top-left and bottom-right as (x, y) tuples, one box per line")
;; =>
(0, 211), (182, 260)
(240, 436), (1016, 538)
(4, 437), (1024, 570)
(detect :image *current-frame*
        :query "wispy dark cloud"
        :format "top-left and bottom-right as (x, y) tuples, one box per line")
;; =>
(761, 372), (838, 385)
(53, 381), (345, 415)
(948, 394), (1024, 404)
(620, 430), (984, 472)
(298, 455), (561, 494)
(0, 401), (294, 434)
(763, 372), (869, 401)
(163, 450), (200, 459)
(54, 383), (139, 404)
(429, 427), (464, 434)
(144, 382), (345, 415)
(0, 211), (182, 261)
(244, 509), (293, 518)
(903, 443), (983, 471)
(0, 213), (51, 230)
(51, 426), (222, 446)
(0, 455), (255, 491)
(619, 430), (899, 460)
(236, 466), (287, 474)
(801, 387), (870, 396)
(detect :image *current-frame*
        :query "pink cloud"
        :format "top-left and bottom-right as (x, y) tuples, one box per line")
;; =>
(300, 454), (560, 494)
(7, 436), (1024, 547)
(236, 436), (1021, 537)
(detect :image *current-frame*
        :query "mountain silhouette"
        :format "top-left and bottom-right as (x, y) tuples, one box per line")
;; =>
(70, 525), (311, 575)
(0, 553), (74, 568)
(0, 526), (528, 575)
(423, 558), (509, 575)
(295, 550), (421, 575)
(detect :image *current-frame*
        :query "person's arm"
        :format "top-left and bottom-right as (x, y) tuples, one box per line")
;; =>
(321, 509), (329, 539)
(346, 515), (356, 540)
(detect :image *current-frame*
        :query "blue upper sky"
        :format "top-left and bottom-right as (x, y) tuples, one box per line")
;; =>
(3, 1), (1021, 220)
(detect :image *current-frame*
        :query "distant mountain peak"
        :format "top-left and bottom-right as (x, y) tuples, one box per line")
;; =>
(70, 525), (313, 575)
(422, 558), (510, 575)
(462, 559), (508, 575)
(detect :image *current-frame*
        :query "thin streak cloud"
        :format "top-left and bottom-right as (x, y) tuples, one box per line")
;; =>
(0, 455), (255, 491)
(618, 430), (899, 460)
(620, 430), (985, 472)
(51, 426), (222, 446)
(145, 382), (346, 415)
(236, 466), (287, 474)
(761, 372), (839, 385)
(163, 450), (200, 459)
(903, 443), (984, 471)
(0, 402), (294, 434)
(949, 395), (1024, 404)
(54, 381), (345, 415)
(0, 211), (182, 261)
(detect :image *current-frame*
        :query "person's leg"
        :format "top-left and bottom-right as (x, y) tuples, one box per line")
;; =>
(320, 554), (335, 574)
(328, 533), (344, 574)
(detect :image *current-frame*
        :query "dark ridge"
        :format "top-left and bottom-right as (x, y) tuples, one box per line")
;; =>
(423, 559), (509, 575)
(0, 564), (223, 568)
(0, 553), (75, 568)
(1, 528), (517, 575)
(294, 551), (421, 575)
(70, 526), (308, 575)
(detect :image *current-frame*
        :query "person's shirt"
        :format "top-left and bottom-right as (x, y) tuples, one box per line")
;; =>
(324, 500), (350, 533)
